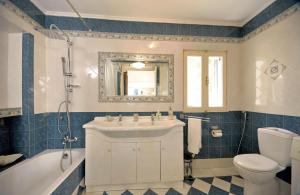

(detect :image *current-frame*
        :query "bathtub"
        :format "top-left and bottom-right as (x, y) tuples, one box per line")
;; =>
(0, 149), (85, 195)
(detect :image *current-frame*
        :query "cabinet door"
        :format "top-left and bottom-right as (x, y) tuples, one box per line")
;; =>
(137, 142), (161, 183)
(85, 132), (111, 185)
(161, 131), (184, 181)
(111, 142), (137, 184)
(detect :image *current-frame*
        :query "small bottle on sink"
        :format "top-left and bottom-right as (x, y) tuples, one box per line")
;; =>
(156, 110), (161, 120)
(168, 106), (174, 120)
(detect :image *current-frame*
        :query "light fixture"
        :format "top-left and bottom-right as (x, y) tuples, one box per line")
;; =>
(131, 62), (145, 69)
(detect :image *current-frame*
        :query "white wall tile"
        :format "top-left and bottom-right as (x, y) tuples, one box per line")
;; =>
(240, 11), (300, 116)
(46, 38), (241, 112)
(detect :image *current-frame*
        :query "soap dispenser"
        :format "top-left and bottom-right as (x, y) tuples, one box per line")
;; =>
(168, 106), (174, 120)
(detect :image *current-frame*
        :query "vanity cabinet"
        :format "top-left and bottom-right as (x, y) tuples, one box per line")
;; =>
(85, 132), (111, 185)
(84, 120), (184, 192)
(161, 131), (183, 181)
(111, 142), (137, 184)
(137, 142), (161, 183)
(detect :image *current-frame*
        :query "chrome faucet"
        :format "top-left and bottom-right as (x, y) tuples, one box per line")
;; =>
(63, 135), (78, 145)
(118, 114), (123, 122)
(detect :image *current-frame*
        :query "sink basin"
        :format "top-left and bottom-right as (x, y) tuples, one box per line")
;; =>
(83, 116), (185, 138)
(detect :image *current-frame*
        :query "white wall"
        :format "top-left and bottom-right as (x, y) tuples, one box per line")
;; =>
(0, 18), (22, 109)
(0, 30), (9, 109)
(46, 37), (241, 112)
(7, 33), (22, 108)
(0, 6), (47, 114)
(240, 11), (300, 116)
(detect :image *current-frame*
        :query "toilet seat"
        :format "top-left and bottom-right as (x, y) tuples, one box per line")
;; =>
(234, 154), (279, 173)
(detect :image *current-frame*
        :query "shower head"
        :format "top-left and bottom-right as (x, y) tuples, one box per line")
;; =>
(48, 24), (71, 43)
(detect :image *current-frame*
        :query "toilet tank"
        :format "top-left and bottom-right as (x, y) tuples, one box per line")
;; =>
(258, 127), (298, 167)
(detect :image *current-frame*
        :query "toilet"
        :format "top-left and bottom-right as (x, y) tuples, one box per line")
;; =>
(234, 127), (298, 195)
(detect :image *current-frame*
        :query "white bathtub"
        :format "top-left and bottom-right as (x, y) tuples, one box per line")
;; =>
(0, 149), (85, 195)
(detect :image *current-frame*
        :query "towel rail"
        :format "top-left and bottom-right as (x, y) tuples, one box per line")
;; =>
(179, 114), (210, 122)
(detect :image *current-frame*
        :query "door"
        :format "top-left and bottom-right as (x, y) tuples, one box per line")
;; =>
(111, 142), (137, 184)
(161, 131), (184, 181)
(137, 142), (161, 183)
(85, 132), (111, 185)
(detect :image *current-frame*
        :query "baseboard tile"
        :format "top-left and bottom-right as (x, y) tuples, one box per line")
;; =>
(192, 158), (234, 169)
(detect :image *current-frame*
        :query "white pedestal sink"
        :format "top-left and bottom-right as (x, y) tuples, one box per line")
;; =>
(83, 116), (185, 192)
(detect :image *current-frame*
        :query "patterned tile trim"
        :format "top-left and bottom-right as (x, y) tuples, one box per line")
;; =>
(1, 0), (44, 32)
(42, 29), (241, 43)
(0, 107), (22, 118)
(2, 0), (299, 43)
(242, 3), (300, 41)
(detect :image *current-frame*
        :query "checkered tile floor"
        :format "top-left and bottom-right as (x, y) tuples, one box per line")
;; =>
(84, 175), (244, 195)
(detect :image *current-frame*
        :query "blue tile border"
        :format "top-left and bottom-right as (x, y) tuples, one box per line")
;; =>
(8, 0), (45, 26)
(242, 0), (299, 36)
(45, 16), (242, 37)
(4, 0), (299, 38)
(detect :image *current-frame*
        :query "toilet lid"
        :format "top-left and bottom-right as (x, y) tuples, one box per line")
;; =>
(234, 154), (278, 172)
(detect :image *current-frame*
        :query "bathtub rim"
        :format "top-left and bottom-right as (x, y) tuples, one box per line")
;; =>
(0, 148), (85, 195)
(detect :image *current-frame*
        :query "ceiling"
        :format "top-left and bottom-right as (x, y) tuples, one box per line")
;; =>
(31, 0), (275, 26)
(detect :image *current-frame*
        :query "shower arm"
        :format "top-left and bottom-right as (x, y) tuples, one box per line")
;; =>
(65, 0), (92, 32)
(49, 24), (71, 43)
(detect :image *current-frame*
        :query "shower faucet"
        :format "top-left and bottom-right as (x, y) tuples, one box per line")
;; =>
(63, 135), (78, 145)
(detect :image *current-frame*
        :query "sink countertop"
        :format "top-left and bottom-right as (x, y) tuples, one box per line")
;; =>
(83, 116), (185, 131)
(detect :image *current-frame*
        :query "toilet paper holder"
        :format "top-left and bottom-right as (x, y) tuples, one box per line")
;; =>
(211, 126), (223, 137)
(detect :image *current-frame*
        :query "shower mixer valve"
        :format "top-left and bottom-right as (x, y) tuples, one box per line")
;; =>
(62, 135), (78, 145)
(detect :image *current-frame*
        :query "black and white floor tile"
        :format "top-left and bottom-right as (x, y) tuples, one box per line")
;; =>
(83, 175), (244, 195)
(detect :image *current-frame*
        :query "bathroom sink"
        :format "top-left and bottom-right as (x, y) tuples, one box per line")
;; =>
(83, 116), (185, 138)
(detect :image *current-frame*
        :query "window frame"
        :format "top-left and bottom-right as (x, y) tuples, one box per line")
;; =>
(183, 50), (227, 112)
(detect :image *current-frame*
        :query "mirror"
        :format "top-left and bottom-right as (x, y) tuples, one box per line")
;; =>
(99, 52), (174, 102)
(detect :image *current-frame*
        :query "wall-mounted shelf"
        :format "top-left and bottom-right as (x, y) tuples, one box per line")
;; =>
(0, 108), (22, 118)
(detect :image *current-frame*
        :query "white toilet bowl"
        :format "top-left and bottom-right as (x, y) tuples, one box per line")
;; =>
(234, 128), (298, 195)
(234, 154), (284, 195)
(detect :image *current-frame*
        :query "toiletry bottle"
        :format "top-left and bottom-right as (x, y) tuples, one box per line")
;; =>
(168, 106), (174, 120)
(156, 110), (161, 120)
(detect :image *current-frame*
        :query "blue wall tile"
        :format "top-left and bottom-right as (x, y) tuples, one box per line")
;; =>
(8, 0), (298, 39)
(181, 111), (242, 159)
(266, 114), (284, 128)
(8, 33), (35, 157)
(240, 111), (300, 156)
(0, 121), (11, 155)
(283, 115), (300, 134)
(241, 0), (299, 36)
(51, 160), (85, 195)
(4, 33), (48, 158)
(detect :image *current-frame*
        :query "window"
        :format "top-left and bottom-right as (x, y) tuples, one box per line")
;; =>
(184, 51), (227, 112)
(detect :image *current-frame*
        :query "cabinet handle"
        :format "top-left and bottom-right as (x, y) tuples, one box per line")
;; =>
(107, 149), (111, 152)
(137, 148), (140, 151)
(132, 148), (136, 151)
(161, 147), (165, 151)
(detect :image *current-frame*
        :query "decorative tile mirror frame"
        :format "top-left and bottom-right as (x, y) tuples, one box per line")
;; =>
(98, 52), (174, 102)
